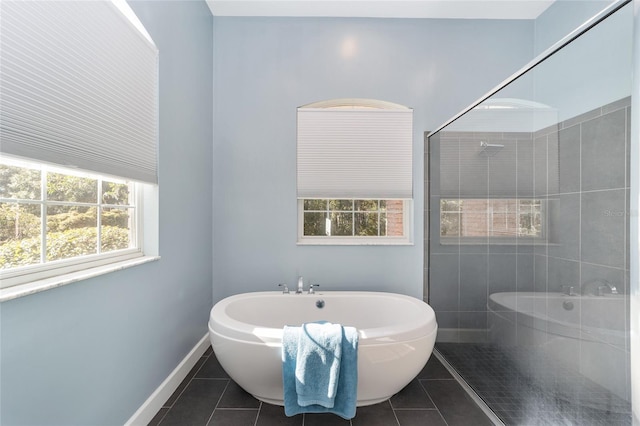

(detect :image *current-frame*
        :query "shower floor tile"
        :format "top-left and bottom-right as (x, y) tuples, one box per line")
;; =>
(436, 342), (632, 426)
(148, 346), (492, 426)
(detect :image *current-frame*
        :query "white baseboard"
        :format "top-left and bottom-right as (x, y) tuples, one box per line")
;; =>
(125, 333), (211, 426)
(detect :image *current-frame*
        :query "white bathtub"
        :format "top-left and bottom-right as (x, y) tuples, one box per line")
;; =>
(208, 291), (437, 406)
(488, 291), (629, 407)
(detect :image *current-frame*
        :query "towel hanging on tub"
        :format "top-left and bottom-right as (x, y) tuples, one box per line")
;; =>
(282, 322), (359, 419)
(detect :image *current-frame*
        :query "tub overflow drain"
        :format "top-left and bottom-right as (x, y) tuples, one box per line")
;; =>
(315, 299), (325, 309)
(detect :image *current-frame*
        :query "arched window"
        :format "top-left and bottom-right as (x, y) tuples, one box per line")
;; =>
(296, 99), (413, 244)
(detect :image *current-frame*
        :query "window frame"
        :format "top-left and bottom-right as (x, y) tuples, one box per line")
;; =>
(297, 199), (413, 246)
(0, 158), (155, 291)
(438, 197), (547, 245)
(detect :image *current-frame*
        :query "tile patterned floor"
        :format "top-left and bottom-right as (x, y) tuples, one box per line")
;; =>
(148, 346), (494, 426)
(436, 343), (632, 426)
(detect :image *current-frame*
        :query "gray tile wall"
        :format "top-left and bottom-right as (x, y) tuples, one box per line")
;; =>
(544, 98), (630, 297)
(425, 97), (631, 343)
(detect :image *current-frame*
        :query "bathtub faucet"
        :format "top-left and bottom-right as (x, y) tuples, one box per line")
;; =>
(278, 283), (290, 294)
(582, 278), (618, 296)
(296, 276), (304, 294)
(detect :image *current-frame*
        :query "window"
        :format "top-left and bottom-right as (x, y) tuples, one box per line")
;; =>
(300, 199), (409, 243)
(440, 198), (543, 243)
(0, 1), (158, 297)
(296, 99), (413, 245)
(0, 158), (150, 289)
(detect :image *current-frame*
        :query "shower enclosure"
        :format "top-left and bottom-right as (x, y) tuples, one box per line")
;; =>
(426, 2), (634, 425)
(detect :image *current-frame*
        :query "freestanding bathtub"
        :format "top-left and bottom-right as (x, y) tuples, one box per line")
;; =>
(208, 291), (437, 406)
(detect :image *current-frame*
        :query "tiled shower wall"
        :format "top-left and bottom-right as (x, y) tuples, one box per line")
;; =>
(535, 97), (630, 298)
(425, 97), (631, 343)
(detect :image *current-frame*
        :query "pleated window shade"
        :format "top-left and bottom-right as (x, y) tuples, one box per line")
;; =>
(0, 1), (159, 184)
(297, 100), (413, 199)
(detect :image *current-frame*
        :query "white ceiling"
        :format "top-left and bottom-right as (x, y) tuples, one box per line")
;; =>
(205, 0), (555, 19)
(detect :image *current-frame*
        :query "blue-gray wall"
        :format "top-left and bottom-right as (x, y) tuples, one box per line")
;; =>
(0, 1), (213, 424)
(212, 17), (533, 302)
(533, 1), (632, 121)
(0, 8), (541, 425)
(534, 0), (614, 55)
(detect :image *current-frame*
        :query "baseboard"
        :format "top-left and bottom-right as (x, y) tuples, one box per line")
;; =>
(125, 333), (210, 426)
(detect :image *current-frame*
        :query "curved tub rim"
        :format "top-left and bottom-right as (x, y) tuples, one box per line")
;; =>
(208, 320), (439, 348)
(209, 290), (437, 346)
(488, 291), (626, 345)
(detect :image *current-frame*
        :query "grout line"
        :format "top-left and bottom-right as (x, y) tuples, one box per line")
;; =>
(432, 350), (505, 426)
(392, 407), (440, 411)
(214, 408), (261, 411)
(191, 354), (209, 377)
(418, 378), (451, 426)
(192, 378), (230, 381)
(205, 379), (230, 426)
(418, 378), (442, 411)
(163, 362), (204, 409)
(152, 408), (169, 426)
(419, 377), (455, 381)
(578, 122), (584, 380)
(153, 352), (214, 422)
(387, 400), (402, 426)
(253, 402), (262, 426)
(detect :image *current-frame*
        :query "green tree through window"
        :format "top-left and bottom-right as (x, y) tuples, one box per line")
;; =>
(0, 161), (134, 270)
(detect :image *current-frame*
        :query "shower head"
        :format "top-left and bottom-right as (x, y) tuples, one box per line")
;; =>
(479, 141), (504, 157)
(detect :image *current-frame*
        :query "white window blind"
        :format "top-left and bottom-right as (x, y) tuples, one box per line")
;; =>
(297, 99), (413, 199)
(0, 0), (159, 184)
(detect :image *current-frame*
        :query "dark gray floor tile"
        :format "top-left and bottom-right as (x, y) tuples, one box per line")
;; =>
(395, 409), (447, 426)
(351, 401), (398, 426)
(207, 409), (258, 426)
(436, 343), (632, 425)
(421, 379), (493, 426)
(159, 379), (228, 426)
(256, 403), (302, 426)
(164, 357), (208, 407)
(203, 345), (213, 357)
(415, 355), (452, 380)
(304, 412), (351, 425)
(195, 353), (229, 378)
(218, 380), (260, 408)
(147, 407), (169, 426)
(390, 380), (435, 409)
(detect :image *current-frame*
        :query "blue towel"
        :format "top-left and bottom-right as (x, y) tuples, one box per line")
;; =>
(295, 322), (343, 408)
(282, 323), (358, 420)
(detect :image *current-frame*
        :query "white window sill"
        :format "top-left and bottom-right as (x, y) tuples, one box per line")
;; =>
(298, 238), (413, 246)
(0, 256), (160, 302)
(438, 237), (552, 246)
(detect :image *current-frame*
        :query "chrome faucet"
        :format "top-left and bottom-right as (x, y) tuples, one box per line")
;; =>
(278, 283), (290, 294)
(308, 283), (320, 294)
(296, 276), (304, 294)
(582, 278), (618, 296)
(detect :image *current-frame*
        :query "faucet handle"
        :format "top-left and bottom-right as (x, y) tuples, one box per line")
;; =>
(308, 284), (320, 294)
(278, 283), (290, 294)
(562, 285), (577, 296)
(597, 284), (618, 296)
